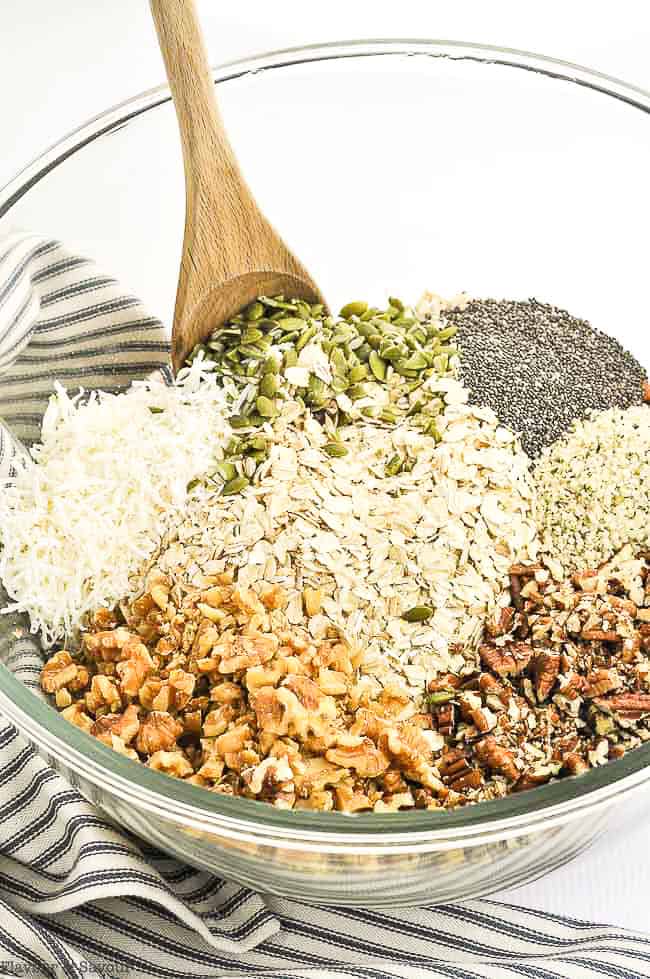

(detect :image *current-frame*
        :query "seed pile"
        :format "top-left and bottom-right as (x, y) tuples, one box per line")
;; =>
(189, 295), (461, 448)
(444, 298), (647, 458)
(534, 405), (650, 575)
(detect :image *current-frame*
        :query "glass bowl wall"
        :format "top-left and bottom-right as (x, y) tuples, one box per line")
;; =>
(0, 41), (649, 906)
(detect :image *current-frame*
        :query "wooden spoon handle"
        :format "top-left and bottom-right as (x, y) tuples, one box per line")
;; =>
(149, 0), (255, 237)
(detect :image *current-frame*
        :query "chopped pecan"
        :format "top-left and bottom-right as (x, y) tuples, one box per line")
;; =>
(510, 563), (544, 576)
(428, 674), (462, 693)
(434, 702), (456, 736)
(479, 641), (533, 677)
(557, 672), (585, 700)
(594, 693), (650, 714)
(475, 735), (519, 781)
(643, 380), (650, 403)
(509, 574), (523, 610)
(486, 606), (515, 638)
(438, 749), (471, 783)
(448, 768), (483, 792)
(583, 669), (622, 699)
(514, 769), (552, 792)
(581, 629), (620, 642)
(533, 651), (561, 701)
(563, 752), (589, 776)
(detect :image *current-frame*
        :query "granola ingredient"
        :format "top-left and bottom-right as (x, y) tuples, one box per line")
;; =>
(427, 547), (650, 797)
(444, 298), (647, 458)
(0, 372), (232, 645)
(40, 546), (650, 810)
(533, 405), (650, 575)
(188, 294), (463, 440)
(139, 386), (539, 696)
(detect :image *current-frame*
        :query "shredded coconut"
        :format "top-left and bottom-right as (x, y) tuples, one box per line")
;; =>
(0, 365), (232, 645)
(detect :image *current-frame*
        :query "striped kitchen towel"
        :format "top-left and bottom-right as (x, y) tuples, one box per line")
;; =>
(0, 231), (649, 979)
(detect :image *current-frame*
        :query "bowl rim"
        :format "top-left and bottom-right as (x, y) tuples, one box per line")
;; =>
(1, 37), (650, 843)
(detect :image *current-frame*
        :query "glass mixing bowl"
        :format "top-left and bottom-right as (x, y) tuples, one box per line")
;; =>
(0, 40), (649, 907)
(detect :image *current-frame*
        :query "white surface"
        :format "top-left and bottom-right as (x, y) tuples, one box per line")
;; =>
(1, 0), (650, 933)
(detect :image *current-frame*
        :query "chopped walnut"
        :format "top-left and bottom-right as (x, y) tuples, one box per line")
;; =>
(41, 651), (90, 694)
(148, 750), (194, 778)
(135, 712), (183, 754)
(91, 704), (140, 744)
(85, 675), (122, 714)
(325, 739), (390, 777)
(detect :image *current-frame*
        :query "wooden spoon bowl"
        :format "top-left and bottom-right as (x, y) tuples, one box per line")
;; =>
(150, 0), (326, 373)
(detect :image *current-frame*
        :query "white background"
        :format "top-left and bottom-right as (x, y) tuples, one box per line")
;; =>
(1, 0), (649, 934)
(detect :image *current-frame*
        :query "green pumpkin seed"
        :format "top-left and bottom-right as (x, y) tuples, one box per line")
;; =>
(402, 605), (434, 622)
(380, 344), (404, 362)
(295, 323), (317, 352)
(340, 301), (368, 318)
(437, 325), (458, 341)
(256, 395), (277, 418)
(349, 364), (368, 383)
(388, 296), (404, 312)
(222, 475), (250, 496)
(433, 353), (449, 373)
(399, 352), (428, 370)
(245, 301), (265, 321)
(385, 454), (403, 476)
(347, 383), (368, 400)
(214, 461), (238, 482)
(229, 414), (250, 429)
(324, 442), (348, 458)
(428, 691), (455, 705)
(284, 348), (298, 368)
(368, 351), (387, 380)
(278, 317), (306, 332)
(260, 373), (279, 398)
(380, 407), (399, 424)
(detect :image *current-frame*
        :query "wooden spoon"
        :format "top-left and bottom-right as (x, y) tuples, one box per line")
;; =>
(149, 0), (326, 373)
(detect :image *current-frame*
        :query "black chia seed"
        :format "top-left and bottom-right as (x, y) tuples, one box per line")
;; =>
(444, 298), (648, 458)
